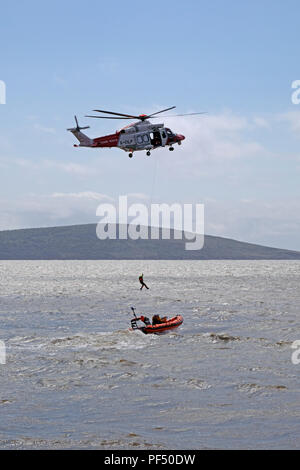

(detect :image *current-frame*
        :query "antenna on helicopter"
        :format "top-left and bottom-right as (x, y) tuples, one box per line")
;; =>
(67, 115), (90, 132)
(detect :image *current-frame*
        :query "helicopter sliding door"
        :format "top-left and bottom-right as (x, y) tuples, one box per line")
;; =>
(159, 129), (168, 147)
(150, 131), (160, 148)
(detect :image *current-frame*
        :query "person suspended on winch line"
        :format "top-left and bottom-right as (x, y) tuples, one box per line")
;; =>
(139, 273), (149, 290)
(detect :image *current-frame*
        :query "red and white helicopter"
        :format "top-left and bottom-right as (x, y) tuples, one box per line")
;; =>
(67, 106), (204, 158)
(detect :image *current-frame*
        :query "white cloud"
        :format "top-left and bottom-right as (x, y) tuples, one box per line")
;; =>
(252, 116), (271, 129)
(0, 155), (98, 177)
(51, 191), (113, 201)
(204, 198), (300, 250)
(0, 192), (137, 230)
(0, 193), (103, 230)
(276, 111), (300, 134)
(156, 111), (267, 180)
(43, 160), (97, 176)
(126, 192), (149, 201)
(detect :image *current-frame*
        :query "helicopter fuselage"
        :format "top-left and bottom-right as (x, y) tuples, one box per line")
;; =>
(71, 120), (185, 156)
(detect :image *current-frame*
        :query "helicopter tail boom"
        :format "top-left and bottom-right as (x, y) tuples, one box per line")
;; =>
(67, 116), (93, 147)
(68, 128), (93, 147)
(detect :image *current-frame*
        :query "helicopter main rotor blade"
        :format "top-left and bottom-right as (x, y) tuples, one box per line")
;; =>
(85, 107), (207, 121)
(85, 115), (134, 120)
(92, 106), (178, 120)
(92, 109), (138, 119)
(147, 106), (176, 118)
(150, 112), (207, 118)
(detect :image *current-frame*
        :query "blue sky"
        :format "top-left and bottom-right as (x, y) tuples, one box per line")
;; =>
(1, 0), (300, 249)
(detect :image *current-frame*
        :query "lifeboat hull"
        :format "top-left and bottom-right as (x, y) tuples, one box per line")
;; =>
(139, 315), (183, 335)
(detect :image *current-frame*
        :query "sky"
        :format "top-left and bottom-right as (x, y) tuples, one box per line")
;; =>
(1, 0), (300, 250)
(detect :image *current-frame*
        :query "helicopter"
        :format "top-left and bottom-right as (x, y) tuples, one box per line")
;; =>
(67, 106), (205, 158)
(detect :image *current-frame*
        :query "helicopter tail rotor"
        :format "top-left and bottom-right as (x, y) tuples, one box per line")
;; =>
(67, 115), (90, 132)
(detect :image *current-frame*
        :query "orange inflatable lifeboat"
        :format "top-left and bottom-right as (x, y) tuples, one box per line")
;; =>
(131, 314), (183, 335)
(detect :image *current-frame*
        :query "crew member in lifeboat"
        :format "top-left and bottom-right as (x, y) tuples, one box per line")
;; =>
(152, 315), (168, 325)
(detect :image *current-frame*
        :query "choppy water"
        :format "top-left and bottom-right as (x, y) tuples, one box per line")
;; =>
(0, 260), (299, 449)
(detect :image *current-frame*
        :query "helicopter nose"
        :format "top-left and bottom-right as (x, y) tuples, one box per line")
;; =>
(178, 134), (185, 141)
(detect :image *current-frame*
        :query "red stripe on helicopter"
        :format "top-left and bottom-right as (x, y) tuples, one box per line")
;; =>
(93, 132), (120, 147)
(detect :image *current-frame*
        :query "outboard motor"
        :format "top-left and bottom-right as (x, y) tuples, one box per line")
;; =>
(131, 318), (138, 330)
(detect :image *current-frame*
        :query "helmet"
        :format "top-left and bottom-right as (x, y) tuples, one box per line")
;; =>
(140, 315), (145, 321)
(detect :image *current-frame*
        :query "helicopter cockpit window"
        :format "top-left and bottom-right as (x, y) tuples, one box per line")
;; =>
(166, 128), (173, 136)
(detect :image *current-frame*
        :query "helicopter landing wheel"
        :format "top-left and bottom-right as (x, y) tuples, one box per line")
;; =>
(146, 151), (151, 156)
(169, 146), (174, 151)
(128, 152), (133, 158)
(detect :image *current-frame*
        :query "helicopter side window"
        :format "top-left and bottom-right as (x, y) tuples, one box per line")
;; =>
(142, 134), (149, 142)
(137, 135), (143, 144)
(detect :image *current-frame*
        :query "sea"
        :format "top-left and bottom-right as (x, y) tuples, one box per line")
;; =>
(0, 260), (299, 450)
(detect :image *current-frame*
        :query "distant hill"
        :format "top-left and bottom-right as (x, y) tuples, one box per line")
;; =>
(0, 224), (299, 260)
